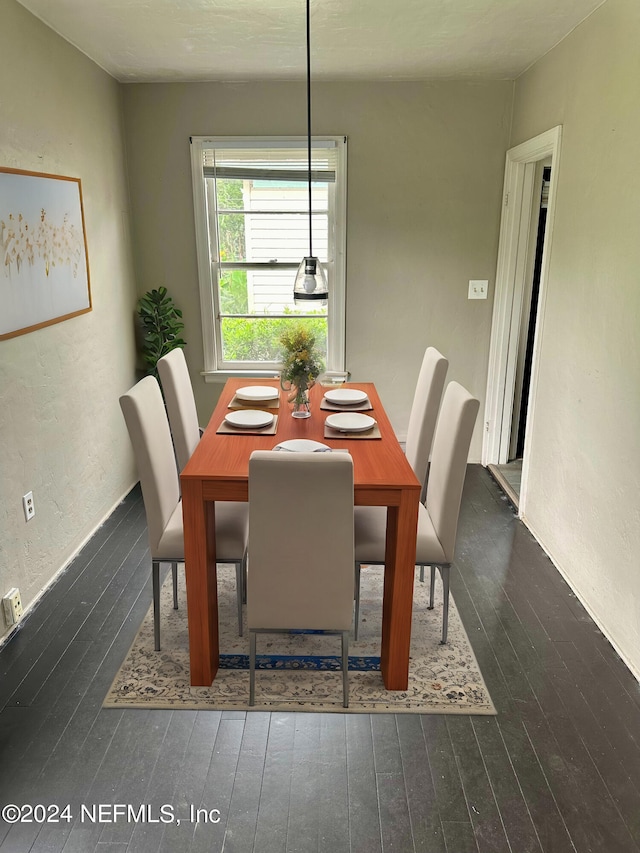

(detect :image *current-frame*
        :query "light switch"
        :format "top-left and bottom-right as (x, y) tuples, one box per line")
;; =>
(468, 280), (488, 300)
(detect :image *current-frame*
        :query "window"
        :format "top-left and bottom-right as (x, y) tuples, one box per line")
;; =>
(190, 136), (347, 377)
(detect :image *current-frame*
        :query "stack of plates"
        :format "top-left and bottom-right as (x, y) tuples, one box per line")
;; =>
(224, 410), (274, 429)
(325, 412), (376, 433)
(235, 386), (279, 403)
(323, 388), (368, 407)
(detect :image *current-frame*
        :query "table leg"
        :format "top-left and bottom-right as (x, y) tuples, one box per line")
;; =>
(380, 490), (419, 690)
(181, 479), (219, 685)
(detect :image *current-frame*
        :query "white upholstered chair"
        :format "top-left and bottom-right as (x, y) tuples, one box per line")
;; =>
(157, 347), (201, 473)
(405, 346), (449, 498)
(352, 347), (448, 639)
(247, 451), (355, 707)
(119, 375), (248, 648)
(354, 381), (479, 644)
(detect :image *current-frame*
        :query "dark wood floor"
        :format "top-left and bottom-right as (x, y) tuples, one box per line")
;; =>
(1, 466), (640, 852)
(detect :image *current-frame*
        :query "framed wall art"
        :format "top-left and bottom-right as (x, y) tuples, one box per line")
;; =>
(0, 167), (92, 341)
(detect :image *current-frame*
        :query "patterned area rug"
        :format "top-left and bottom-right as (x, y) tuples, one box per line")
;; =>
(104, 565), (495, 714)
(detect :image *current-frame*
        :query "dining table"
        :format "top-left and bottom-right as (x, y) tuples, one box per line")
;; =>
(180, 377), (421, 690)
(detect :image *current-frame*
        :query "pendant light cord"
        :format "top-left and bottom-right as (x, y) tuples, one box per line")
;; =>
(306, 0), (313, 258)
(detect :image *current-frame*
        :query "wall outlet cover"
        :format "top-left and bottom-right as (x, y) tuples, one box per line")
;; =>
(3, 588), (23, 626)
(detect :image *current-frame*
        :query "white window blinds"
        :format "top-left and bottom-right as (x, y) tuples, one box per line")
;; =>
(201, 140), (338, 183)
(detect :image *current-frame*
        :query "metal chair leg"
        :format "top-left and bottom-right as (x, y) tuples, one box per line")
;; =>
(152, 561), (161, 651)
(235, 560), (244, 636)
(242, 551), (248, 604)
(354, 562), (362, 640)
(249, 631), (256, 706)
(428, 565), (436, 609)
(440, 565), (450, 644)
(172, 562), (178, 610)
(342, 631), (349, 708)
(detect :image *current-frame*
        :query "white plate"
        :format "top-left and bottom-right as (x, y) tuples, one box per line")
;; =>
(274, 439), (331, 452)
(224, 410), (274, 429)
(325, 412), (376, 433)
(323, 388), (368, 405)
(235, 385), (279, 402)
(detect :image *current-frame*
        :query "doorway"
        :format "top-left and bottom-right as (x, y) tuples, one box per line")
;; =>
(492, 162), (551, 505)
(483, 128), (562, 517)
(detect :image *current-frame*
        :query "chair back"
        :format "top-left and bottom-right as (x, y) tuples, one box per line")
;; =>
(247, 451), (354, 632)
(405, 347), (448, 487)
(119, 376), (180, 556)
(157, 347), (200, 472)
(425, 381), (479, 562)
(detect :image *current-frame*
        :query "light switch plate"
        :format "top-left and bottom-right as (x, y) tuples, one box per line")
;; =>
(468, 280), (488, 299)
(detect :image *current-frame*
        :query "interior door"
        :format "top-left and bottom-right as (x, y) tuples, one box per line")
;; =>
(509, 161), (551, 461)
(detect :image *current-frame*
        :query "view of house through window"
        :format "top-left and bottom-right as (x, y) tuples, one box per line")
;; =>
(190, 137), (347, 374)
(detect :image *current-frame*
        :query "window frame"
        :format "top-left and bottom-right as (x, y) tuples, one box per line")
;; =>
(190, 135), (347, 379)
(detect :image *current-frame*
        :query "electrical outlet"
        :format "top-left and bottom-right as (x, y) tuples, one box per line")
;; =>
(3, 588), (23, 626)
(22, 491), (35, 521)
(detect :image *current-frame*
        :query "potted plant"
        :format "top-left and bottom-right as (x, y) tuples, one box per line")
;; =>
(136, 287), (186, 378)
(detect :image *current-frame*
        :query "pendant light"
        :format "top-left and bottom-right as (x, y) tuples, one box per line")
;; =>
(293, 0), (328, 306)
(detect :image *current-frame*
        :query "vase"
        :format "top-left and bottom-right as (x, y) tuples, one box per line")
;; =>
(281, 376), (312, 418)
(291, 379), (312, 418)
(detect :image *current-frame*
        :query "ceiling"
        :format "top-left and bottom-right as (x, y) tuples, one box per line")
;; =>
(16, 0), (605, 83)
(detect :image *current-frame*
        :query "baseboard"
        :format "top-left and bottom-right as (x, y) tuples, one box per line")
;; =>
(522, 513), (640, 686)
(0, 481), (139, 651)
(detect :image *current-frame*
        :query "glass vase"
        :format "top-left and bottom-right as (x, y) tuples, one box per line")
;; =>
(290, 379), (311, 418)
(281, 376), (312, 418)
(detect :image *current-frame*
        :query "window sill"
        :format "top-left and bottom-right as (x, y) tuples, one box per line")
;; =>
(201, 370), (281, 384)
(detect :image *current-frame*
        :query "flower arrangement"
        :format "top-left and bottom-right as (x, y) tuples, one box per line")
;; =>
(279, 325), (323, 384)
(279, 325), (323, 417)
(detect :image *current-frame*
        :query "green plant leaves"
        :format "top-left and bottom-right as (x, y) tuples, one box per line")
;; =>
(136, 287), (186, 376)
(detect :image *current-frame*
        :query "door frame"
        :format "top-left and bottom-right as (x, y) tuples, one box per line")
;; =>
(482, 126), (562, 516)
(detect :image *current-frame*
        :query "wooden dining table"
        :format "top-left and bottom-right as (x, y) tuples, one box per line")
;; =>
(180, 377), (421, 690)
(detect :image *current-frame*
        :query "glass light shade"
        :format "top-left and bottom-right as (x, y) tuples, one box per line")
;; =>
(293, 256), (328, 306)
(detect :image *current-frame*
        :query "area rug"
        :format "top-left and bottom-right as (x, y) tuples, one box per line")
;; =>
(104, 565), (495, 714)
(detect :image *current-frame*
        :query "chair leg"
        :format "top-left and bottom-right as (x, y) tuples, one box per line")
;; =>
(428, 565), (436, 610)
(440, 565), (450, 645)
(172, 562), (178, 610)
(235, 560), (244, 637)
(242, 551), (248, 604)
(341, 631), (349, 708)
(419, 564), (433, 584)
(354, 562), (362, 641)
(249, 631), (256, 706)
(152, 561), (161, 651)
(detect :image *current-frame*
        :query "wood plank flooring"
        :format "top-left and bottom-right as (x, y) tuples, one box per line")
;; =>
(1, 467), (640, 852)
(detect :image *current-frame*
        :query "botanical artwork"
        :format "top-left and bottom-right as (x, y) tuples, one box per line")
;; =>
(0, 167), (91, 340)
